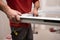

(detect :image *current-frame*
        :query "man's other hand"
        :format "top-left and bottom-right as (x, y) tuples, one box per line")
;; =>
(33, 8), (38, 16)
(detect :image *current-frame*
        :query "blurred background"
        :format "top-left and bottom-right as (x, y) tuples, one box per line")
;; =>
(0, 0), (60, 40)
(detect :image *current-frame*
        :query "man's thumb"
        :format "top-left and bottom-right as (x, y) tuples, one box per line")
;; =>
(15, 15), (20, 21)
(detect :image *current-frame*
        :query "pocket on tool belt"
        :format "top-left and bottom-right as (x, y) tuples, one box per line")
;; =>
(11, 30), (19, 36)
(11, 28), (23, 36)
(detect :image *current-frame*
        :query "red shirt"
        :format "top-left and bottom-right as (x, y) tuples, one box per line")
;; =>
(6, 0), (38, 28)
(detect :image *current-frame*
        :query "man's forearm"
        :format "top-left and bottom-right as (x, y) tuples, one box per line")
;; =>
(0, 0), (10, 14)
(34, 0), (40, 10)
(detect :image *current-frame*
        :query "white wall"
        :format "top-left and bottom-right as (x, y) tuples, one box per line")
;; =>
(40, 0), (60, 10)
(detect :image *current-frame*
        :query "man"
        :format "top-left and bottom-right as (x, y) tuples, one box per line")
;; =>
(0, 0), (40, 40)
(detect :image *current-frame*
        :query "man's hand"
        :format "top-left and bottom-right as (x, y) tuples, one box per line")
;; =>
(33, 8), (38, 16)
(28, 8), (38, 16)
(33, 0), (40, 16)
(6, 9), (22, 23)
(0, 0), (21, 23)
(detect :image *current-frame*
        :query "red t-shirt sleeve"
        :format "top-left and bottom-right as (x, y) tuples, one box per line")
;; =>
(32, 0), (38, 3)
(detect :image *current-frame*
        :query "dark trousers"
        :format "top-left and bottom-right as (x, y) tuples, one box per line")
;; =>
(11, 26), (33, 40)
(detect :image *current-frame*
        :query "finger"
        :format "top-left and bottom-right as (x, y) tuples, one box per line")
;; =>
(33, 13), (38, 17)
(11, 17), (20, 23)
(18, 12), (22, 16)
(10, 15), (19, 23)
(16, 11), (22, 16)
(15, 15), (20, 21)
(9, 16), (15, 20)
